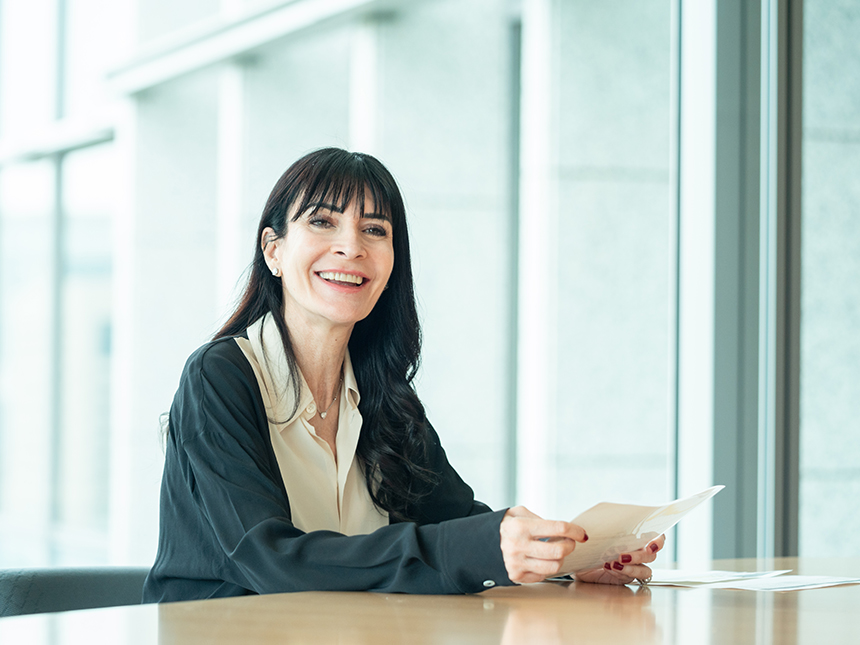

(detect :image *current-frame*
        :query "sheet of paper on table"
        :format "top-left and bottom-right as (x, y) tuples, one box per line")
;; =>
(649, 569), (860, 591)
(559, 485), (724, 575)
(705, 575), (860, 591)
(649, 569), (793, 586)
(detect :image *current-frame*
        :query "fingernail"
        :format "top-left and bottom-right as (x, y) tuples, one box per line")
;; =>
(621, 554), (632, 563)
(612, 561), (624, 571)
(650, 543), (659, 553)
(583, 533), (589, 542)
(604, 562), (611, 570)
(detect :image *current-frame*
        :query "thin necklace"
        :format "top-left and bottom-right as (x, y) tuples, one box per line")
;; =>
(318, 375), (343, 419)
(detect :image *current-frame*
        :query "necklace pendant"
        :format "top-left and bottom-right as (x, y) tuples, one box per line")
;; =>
(319, 411), (327, 419)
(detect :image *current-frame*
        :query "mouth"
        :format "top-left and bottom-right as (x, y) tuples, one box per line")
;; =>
(316, 271), (367, 287)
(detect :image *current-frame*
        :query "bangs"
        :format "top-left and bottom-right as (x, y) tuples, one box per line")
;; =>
(287, 150), (396, 223)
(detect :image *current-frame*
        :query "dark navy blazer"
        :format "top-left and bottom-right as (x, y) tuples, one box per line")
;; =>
(143, 337), (511, 602)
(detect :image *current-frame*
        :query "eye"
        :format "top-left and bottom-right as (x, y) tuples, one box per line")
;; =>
(308, 215), (335, 229)
(363, 224), (390, 237)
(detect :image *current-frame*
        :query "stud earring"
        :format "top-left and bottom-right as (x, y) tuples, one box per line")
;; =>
(271, 266), (281, 277)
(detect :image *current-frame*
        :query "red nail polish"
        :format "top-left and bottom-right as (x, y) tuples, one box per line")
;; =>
(604, 562), (611, 570)
(621, 554), (632, 563)
(650, 543), (659, 553)
(583, 533), (589, 542)
(612, 561), (624, 571)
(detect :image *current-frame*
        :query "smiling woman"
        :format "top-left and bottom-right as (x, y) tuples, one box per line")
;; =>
(142, 148), (663, 602)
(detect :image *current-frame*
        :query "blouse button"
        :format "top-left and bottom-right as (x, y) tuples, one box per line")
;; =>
(482, 580), (496, 588)
(306, 403), (316, 415)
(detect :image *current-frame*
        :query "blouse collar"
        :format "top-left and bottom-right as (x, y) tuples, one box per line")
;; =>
(246, 312), (360, 427)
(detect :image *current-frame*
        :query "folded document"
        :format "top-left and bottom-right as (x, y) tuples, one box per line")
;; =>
(559, 486), (724, 575)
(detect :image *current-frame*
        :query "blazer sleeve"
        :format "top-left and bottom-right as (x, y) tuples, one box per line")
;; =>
(155, 339), (512, 598)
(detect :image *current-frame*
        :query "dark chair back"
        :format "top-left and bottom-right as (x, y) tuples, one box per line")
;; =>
(0, 567), (149, 617)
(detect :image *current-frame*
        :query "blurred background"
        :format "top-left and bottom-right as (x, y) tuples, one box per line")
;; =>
(0, 0), (857, 569)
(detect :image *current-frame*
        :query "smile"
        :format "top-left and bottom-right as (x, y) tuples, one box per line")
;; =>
(317, 271), (366, 286)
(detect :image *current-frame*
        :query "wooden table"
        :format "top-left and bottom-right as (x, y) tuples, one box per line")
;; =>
(0, 558), (857, 644)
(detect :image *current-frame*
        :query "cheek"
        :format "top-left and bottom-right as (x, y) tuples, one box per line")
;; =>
(382, 247), (395, 278)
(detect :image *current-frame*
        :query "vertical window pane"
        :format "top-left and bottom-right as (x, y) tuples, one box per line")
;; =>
(0, 161), (56, 566)
(551, 0), (673, 517)
(799, 0), (860, 557)
(55, 144), (115, 563)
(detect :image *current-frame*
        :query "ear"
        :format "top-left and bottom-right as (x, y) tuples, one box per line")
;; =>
(261, 227), (281, 274)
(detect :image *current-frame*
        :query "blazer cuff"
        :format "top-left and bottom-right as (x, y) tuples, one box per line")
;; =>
(440, 508), (514, 593)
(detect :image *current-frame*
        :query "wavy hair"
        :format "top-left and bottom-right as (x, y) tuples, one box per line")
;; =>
(215, 148), (436, 522)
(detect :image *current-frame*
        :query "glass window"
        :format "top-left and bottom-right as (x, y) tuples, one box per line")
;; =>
(64, 0), (133, 118)
(799, 0), (860, 557)
(0, 145), (116, 567)
(0, 0), (58, 137)
(0, 160), (56, 566)
(550, 0), (674, 519)
(54, 143), (116, 563)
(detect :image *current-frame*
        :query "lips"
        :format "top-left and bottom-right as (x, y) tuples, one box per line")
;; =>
(317, 271), (366, 286)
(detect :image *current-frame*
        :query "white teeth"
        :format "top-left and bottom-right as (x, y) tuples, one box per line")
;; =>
(318, 271), (364, 285)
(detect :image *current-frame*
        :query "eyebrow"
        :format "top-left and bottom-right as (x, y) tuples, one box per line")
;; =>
(307, 201), (391, 222)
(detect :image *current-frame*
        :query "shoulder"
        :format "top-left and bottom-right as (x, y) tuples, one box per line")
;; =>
(177, 335), (260, 396)
(170, 336), (265, 441)
(183, 335), (251, 376)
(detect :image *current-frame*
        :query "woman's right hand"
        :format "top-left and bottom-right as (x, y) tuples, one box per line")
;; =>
(499, 506), (588, 583)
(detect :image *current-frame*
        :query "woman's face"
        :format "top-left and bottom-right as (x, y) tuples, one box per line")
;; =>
(263, 196), (394, 332)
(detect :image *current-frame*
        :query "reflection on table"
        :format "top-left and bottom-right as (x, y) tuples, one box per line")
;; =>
(0, 558), (857, 644)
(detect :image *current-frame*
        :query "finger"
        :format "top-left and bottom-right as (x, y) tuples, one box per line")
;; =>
(625, 564), (653, 581)
(527, 537), (576, 561)
(605, 561), (652, 581)
(521, 556), (566, 577)
(615, 548), (655, 566)
(530, 520), (588, 543)
(600, 563), (634, 583)
(638, 534), (666, 563)
(648, 534), (666, 553)
(506, 553), (569, 582)
(616, 534), (667, 565)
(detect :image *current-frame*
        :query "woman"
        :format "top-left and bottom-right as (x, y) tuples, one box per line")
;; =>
(143, 148), (662, 602)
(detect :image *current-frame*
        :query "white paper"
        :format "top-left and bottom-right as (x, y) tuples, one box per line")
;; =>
(559, 485), (724, 575)
(648, 569), (860, 591)
(649, 569), (792, 586)
(706, 575), (860, 591)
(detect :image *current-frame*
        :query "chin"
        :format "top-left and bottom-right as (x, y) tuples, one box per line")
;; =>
(320, 309), (372, 327)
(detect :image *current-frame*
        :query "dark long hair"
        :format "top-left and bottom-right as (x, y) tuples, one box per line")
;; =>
(216, 148), (437, 522)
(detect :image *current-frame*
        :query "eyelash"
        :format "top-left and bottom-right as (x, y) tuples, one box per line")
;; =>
(307, 216), (389, 238)
(363, 225), (388, 238)
(308, 216), (334, 229)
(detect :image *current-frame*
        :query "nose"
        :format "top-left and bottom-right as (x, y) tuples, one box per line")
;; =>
(331, 221), (366, 259)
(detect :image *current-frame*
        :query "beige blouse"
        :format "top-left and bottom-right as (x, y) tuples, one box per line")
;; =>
(234, 313), (388, 536)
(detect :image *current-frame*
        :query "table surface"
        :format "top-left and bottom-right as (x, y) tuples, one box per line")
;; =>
(1, 558), (857, 644)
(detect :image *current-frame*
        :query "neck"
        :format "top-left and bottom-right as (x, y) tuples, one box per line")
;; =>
(281, 309), (352, 407)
